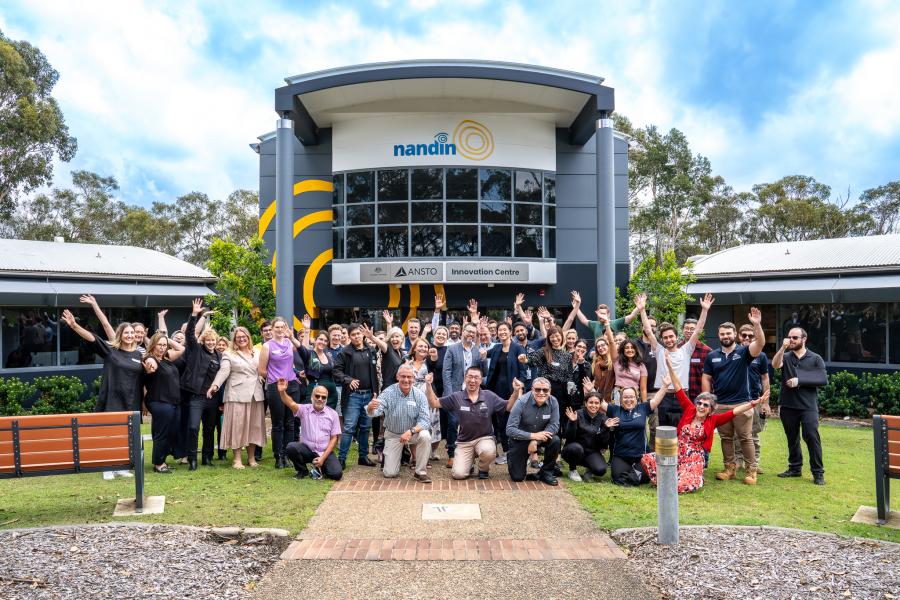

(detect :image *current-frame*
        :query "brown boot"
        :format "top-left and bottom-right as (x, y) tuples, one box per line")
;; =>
(744, 467), (758, 485)
(716, 463), (737, 481)
(756, 465), (765, 474)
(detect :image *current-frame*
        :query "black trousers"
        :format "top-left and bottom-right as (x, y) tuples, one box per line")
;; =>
(492, 410), (510, 452)
(147, 401), (179, 466)
(265, 380), (299, 459)
(188, 394), (219, 460)
(285, 441), (343, 480)
(780, 406), (824, 476)
(657, 393), (683, 428)
(175, 390), (192, 459)
(507, 435), (560, 482)
(610, 455), (650, 485)
(561, 442), (608, 476)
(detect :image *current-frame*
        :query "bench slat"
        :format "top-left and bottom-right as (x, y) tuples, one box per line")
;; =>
(0, 412), (133, 429)
(10, 425), (129, 443)
(0, 431), (130, 451)
(0, 457), (131, 475)
(888, 427), (900, 443)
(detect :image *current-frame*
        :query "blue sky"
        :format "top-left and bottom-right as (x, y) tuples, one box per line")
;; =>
(2, 0), (898, 207)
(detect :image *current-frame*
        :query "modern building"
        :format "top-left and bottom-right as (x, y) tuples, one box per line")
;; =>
(0, 238), (216, 382)
(253, 60), (629, 329)
(686, 234), (900, 372)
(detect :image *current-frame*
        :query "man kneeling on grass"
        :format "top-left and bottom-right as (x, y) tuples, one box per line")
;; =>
(277, 379), (343, 480)
(424, 366), (523, 480)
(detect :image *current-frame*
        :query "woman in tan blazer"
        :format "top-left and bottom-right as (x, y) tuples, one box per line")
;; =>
(208, 326), (266, 469)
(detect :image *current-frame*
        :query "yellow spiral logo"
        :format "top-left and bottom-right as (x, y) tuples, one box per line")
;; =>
(453, 119), (494, 161)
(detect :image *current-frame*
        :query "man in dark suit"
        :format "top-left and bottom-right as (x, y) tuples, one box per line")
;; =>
(441, 322), (484, 468)
(483, 322), (527, 465)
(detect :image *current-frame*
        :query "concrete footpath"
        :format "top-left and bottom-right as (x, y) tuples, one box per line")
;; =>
(252, 452), (655, 600)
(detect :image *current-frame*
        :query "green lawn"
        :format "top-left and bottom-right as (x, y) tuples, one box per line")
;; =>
(569, 420), (900, 543)
(0, 429), (358, 534)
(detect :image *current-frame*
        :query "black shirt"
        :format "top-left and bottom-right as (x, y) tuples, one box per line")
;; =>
(144, 359), (182, 405)
(381, 347), (404, 388)
(779, 349), (828, 411)
(92, 338), (144, 413)
(440, 390), (508, 443)
(564, 408), (610, 453)
(334, 344), (378, 392)
(634, 338), (657, 390)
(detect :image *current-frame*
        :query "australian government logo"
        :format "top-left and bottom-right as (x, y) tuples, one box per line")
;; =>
(392, 120), (494, 161)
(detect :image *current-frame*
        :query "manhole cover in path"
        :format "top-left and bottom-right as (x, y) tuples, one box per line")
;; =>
(421, 503), (482, 520)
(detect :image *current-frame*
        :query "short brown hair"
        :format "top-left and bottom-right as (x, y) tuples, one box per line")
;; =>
(658, 322), (677, 337)
(597, 304), (610, 312)
(718, 322), (737, 332)
(738, 324), (754, 334)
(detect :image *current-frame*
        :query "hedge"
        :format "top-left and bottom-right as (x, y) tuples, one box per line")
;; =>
(0, 375), (100, 417)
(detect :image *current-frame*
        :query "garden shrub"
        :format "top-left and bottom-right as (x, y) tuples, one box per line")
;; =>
(29, 376), (89, 415)
(0, 377), (36, 417)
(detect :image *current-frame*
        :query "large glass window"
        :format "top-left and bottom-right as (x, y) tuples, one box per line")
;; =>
(830, 303), (886, 363)
(332, 167), (555, 259)
(2, 308), (59, 368)
(890, 303), (900, 364)
(779, 304), (828, 357)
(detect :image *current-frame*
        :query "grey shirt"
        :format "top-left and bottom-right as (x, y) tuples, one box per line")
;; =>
(506, 392), (560, 441)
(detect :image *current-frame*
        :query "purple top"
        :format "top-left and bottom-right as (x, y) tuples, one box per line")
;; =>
(265, 338), (297, 384)
(293, 404), (341, 454)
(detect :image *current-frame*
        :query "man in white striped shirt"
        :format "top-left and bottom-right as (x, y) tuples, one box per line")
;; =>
(367, 365), (433, 483)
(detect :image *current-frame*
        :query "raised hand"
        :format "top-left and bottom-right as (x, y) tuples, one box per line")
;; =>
(512, 378), (523, 392)
(382, 310), (394, 326)
(582, 376), (594, 393)
(781, 338), (791, 350)
(604, 417), (620, 429)
(191, 298), (204, 315)
(565, 406), (578, 422)
(699, 292), (715, 311)
(367, 395), (380, 413)
(202, 308), (216, 318)
(570, 290), (582, 305)
(517, 353), (528, 363)
(522, 308), (533, 323)
(424, 372), (434, 385)
(157, 309), (168, 318)
(634, 293), (647, 312)
(302, 313), (312, 329)
(435, 294), (444, 310)
(61, 309), (76, 328)
(748, 307), (761, 325)
(514, 292), (525, 308)
(79, 294), (98, 307)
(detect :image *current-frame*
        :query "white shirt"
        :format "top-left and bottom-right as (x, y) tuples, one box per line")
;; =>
(654, 339), (696, 390)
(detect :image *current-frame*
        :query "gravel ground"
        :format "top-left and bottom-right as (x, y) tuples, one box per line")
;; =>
(0, 524), (289, 600)
(252, 559), (654, 600)
(306, 489), (597, 539)
(613, 526), (900, 600)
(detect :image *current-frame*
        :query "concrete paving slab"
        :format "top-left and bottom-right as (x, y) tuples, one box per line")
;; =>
(112, 495), (165, 516)
(421, 503), (482, 520)
(851, 505), (900, 529)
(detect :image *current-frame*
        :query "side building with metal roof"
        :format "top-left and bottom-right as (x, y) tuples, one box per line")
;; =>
(684, 234), (900, 372)
(0, 237), (217, 383)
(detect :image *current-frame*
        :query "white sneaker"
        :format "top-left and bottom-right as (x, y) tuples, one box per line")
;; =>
(567, 470), (583, 482)
(494, 454), (508, 465)
(102, 471), (115, 481)
(116, 470), (134, 478)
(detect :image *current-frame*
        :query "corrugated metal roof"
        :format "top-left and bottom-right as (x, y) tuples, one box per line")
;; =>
(0, 239), (215, 281)
(690, 234), (900, 278)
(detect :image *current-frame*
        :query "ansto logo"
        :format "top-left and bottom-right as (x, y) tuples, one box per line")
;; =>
(392, 119), (494, 161)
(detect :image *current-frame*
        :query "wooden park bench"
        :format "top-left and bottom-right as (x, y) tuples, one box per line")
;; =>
(874, 414), (900, 525)
(0, 411), (146, 512)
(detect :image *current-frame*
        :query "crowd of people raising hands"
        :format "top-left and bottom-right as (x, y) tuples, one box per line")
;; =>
(61, 287), (829, 489)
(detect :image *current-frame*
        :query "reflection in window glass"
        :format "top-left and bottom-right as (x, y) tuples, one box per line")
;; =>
(480, 201), (511, 224)
(447, 202), (477, 223)
(480, 169), (512, 201)
(779, 304), (828, 357)
(346, 204), (374, 226)
(544, 205), (555, 227)
(378, 226), (409, 258)
(514, 227), (543, 258)
(544, 173), (556, 204)
(481, 225), (511, 257)
(412, 202), (442, 222)
(412, 168), (443, 200)
(515, 171), (541, 203)
(2, 307), (60, 368)
(446, 226), (478, 256)
(411, 226), (443, 256)
(333, 229), (345, 260)
(377, 202), (408, 224)
(830, 303), (885, 363)
(377, 169), (408, 201)
(346, 171), (374, 203)
(333, 204), (344, 228)
(890, 303), (900, 364)
(58, 308), (105, 365)
(332, 174), (344, 205)
(514, 204), (542, 225)
(446, 168), (478, 199)
(545, 228), (556, 259)
(346, 228), (374, 258)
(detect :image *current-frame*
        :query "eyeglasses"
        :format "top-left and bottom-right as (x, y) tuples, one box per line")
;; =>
(696, 401), (712, 409)
(533, 387), (550, 393)
(312, 394), (327, 399)
(788, 336), (803, 340)
(740, 334), (754, 339)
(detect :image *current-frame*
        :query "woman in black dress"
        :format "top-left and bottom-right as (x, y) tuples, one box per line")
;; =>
(141, 331), (186, 473)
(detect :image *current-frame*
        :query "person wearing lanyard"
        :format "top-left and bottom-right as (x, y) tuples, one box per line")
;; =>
(278, 380), (343, 481)
(258, 316), (303, 469)
(441, 322), (484, 468)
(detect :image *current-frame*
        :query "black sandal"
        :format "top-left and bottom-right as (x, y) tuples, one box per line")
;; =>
(153, 465), (173, 474)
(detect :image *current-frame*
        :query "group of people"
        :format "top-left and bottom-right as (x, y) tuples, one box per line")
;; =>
(62, 289), (829, 490)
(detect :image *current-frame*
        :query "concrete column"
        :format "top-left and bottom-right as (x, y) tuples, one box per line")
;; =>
(596, 114), (616, 314)
(275, 118), (294, 321)
(655, 425), (679, 545)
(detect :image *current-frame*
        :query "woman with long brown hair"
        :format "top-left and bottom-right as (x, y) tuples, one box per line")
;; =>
(519, 325), (572, 406)
(142, 331), (186, 473)
(590, 319), (617, 403)
(208, 326), (266, 469)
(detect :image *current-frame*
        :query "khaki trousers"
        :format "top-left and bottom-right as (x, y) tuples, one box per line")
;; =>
(383, 429), (432, 477)
(714, 405), (756, 469)
(452, 436), (497, 479)
(734, 405), (765, 466)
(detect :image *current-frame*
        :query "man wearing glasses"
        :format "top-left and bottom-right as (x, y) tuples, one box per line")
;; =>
(733, 324), (771, 473)
(277, 380), (343, 481)
(701, 308), (766, 485)
(505, 377), (561, 485)
(772, 327), (828, 485)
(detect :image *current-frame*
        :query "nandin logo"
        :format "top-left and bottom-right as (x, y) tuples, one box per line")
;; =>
(453, 119), (494, 161)
(393, 132), (457, 157)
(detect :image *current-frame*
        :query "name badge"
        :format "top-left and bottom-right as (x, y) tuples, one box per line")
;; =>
(542, 414), (551, 419)
(733, 355), (741, 361)
(712, 358), (722, 363)
(551, 362), (561, 367)
(690, 358), (700, 363)
(131, 358), (141, 363)
(460, 406), (471, 412)
(407, 401), (417, 406)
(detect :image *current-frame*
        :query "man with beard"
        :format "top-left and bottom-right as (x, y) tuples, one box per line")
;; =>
(702, 308), (766, 484)
(772, 327), (828, 485)
(442, 322), (485, 468)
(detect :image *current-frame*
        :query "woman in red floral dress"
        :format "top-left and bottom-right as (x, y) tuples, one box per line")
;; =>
(642, 354), (759, 493)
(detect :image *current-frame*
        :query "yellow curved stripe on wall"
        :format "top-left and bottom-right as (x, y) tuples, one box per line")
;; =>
(303, 249), (334, 319)
(269, 209), (334, 269)
(402, 284), (421, 331)
(388, 285), (401, 309)
(257, 179), (334, 237)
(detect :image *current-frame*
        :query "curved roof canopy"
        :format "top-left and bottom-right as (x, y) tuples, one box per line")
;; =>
(274, 60), (614, 147)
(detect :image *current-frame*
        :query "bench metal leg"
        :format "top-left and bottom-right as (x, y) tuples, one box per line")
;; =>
(874, 416), (888, 524)
(130, 412), (145, 513)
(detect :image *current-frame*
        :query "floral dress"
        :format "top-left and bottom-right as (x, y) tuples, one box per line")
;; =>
(640, 419), (707, 493)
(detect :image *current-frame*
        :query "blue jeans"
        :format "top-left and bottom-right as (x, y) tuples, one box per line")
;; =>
(338, 390), (372, 462)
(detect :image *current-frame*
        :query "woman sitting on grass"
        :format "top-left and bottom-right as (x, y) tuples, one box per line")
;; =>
(640, 354), (760, 493)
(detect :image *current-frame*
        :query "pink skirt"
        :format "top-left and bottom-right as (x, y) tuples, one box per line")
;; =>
(219, 401), (266, 449)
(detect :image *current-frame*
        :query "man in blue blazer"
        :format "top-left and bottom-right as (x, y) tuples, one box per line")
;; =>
(483, 322), (528, 464)
(441, 322), (484, 468)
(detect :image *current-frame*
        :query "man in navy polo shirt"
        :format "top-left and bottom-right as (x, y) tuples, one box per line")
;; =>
(701, 307), (766, 485)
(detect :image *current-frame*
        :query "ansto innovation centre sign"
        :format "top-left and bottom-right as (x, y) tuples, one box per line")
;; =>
(331, 114), (556, 172)
(335, 261), (556, 285)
